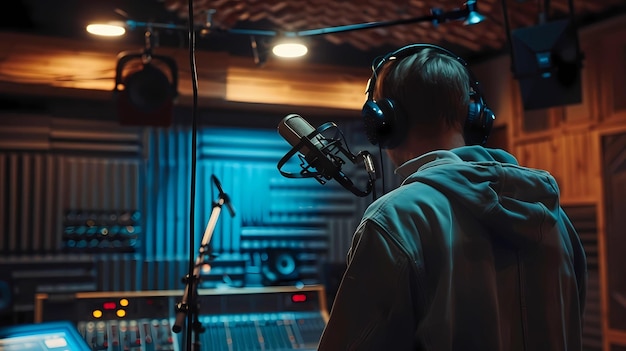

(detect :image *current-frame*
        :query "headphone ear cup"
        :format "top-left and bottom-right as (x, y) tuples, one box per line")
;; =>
(362, 98), (406, 149)
(481, 106), (495, 142)
(362, 100), (385, 146)
(464, 101), (494, 146)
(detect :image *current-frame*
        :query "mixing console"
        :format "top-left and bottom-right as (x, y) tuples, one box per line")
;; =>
(35, 285), (328, 351)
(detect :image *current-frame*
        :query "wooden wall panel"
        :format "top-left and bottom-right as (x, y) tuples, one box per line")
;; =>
(225, 62), (367, 111)
(513, 138), (557, 175)
(513, 129), (600, 204)
(601, 130), (626, 341)
(558, 131), (602, 202)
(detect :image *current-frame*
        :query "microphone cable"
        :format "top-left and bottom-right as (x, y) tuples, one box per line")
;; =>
(184, 0), (199, 349)
(377, 144), (386, 196)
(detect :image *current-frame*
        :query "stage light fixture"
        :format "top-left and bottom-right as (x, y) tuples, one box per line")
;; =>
(502, 0), (583, 110)
(124, 65), (172, 111)
(113, 51), (179, 127)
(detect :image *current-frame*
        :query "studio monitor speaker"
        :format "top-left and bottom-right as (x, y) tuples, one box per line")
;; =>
(261, 250), (300, 286)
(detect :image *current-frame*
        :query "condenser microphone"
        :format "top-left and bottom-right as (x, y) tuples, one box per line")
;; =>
(278, 114), (336, 177)
(278, 114), (321, 154)
(277, 114), (376, 197)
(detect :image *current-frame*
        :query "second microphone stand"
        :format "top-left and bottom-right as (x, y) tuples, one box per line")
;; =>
(173, 175), (236, 351)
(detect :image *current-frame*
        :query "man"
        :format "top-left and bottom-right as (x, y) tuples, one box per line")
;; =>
(317, 44), (587, 350)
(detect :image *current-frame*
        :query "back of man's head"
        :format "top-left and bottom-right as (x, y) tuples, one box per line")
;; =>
(373, 48), (470, 137)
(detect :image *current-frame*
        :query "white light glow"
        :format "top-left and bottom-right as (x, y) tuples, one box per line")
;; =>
(272, 43), (308, 58)
(86, 23), (126, 37)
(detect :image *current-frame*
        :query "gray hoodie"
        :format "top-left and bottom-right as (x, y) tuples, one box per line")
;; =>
(318, 146), (587, 351)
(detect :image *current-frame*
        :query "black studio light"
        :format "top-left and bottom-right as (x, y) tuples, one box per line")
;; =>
(510, 19), (583, 110)
(112, 29), (178, 127)
(113, 51), (178, 127)
(503, 0), (584, 110)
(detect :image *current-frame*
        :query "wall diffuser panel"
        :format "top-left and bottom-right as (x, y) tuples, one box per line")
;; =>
(0, 152), (59, 253)
(562, 204), (602, 351)
(0, 108), (391, 324)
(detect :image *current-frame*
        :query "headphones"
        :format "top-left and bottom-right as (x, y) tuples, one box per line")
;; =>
(362, 43), (495, 149)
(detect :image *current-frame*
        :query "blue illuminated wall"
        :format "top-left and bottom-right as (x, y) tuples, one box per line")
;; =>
(142, 124), (370, 289)
(0, 109), (398, 311)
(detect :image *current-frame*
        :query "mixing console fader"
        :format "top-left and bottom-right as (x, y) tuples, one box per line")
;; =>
(77, 319), (177, 351)
(35, 285), (328, 351)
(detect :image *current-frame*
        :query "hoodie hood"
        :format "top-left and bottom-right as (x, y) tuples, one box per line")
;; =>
(396, 146), (561, 248)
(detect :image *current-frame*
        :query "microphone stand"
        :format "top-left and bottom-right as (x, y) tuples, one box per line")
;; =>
(173, 175), (235, 351)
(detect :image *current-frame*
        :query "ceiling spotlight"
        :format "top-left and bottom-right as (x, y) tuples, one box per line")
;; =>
(86, 23), (126, 37)
(464, 0), (486, 25)
(272, 41), (308, 58)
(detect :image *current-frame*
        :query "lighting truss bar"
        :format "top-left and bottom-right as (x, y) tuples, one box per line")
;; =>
(124, 1), (476, 38)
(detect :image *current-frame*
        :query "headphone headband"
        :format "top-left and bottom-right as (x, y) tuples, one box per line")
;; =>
(365, 44), (486, 111)
(362, 43), (495, 148)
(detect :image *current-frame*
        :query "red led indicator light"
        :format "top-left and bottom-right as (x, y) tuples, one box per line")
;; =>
(291, 294), (307, 303)
(103, 302), (116, 310)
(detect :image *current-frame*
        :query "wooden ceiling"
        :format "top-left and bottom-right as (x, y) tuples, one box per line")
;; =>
(1, 0), (625, 115)
(4, 0), (626, 67)
(159, 0), (626, 60)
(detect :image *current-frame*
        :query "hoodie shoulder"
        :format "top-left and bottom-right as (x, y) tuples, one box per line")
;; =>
(386, 147), (562, 250)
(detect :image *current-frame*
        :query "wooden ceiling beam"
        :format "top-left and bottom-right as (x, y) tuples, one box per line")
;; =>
(0, 32), (370, 113)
